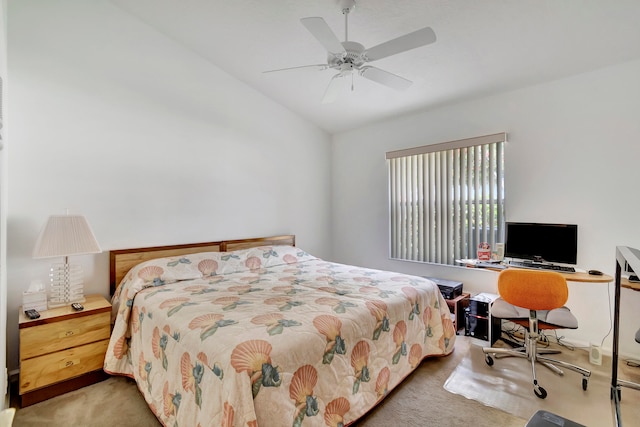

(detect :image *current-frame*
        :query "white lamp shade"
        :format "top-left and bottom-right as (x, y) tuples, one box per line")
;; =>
(33, 214), (101, 258)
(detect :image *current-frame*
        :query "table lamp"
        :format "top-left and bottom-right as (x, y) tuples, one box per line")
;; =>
(32, 213), (101, 308)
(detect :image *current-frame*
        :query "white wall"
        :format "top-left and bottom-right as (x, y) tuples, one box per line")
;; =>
(7, 0), (640, 376)
(0, 0), (7, 408)
(5, 0), (331, 371)
(331, 59), (640, 358)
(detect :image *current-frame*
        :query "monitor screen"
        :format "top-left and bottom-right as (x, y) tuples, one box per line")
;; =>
(504, 222), (578, 265)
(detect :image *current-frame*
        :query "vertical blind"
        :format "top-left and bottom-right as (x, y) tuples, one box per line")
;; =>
(387, 133), (506, 265)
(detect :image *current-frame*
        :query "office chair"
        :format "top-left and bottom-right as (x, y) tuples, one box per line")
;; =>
(616, 328), (640, 394)
(482, 269), (591, 399)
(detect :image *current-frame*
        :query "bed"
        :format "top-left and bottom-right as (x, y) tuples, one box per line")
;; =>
(105, 235), (456, 427)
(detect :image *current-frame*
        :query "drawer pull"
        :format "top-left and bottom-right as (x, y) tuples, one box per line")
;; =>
(60, 358), (80, 369)
(59, 328), (80, 339)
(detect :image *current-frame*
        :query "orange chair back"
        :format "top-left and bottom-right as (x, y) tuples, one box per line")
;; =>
(498, 269), (568, 311)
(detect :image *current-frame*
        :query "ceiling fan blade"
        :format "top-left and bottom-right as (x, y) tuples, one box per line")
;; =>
(360, 66), (412, 91)
(263, 64), (329, 73)
(364, 27), (436, 62)
(322, 73), (347, 104)
(301, 17), (346, 56)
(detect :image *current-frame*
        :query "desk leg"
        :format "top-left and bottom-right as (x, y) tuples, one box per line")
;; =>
(611, 263), (621, 402)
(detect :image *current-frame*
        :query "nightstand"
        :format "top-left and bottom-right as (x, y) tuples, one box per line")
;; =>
(445, 292), (470, 333)
(19, 294), (111, 406)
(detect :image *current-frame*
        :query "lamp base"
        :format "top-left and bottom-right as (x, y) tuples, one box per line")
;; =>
(48, 262), (85, 309)
(47, 295), (86, 309)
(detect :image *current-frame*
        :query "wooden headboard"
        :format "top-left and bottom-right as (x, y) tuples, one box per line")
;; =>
(109, 234), (295, 295)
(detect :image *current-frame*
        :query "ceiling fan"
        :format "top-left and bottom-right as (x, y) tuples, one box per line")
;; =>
(264, 0), (437, 104)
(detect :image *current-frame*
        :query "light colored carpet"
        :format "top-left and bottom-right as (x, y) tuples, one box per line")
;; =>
(12, 375), (159, 427)
(12, 336), (525, 427)
(11, 336), (640, 426)
(445, 339), (640, 426)
(352, 337), (524, 427)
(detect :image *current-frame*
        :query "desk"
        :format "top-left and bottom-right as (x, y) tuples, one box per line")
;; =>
(552, 271), (611, 283)
(621, 277), (640, 292)
(456, 259), (613, 283)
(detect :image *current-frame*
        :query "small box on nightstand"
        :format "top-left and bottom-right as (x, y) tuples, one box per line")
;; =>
(22, 290), (47, 312)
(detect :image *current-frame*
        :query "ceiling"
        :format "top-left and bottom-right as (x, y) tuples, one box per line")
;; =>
(110, 0), (640, 134)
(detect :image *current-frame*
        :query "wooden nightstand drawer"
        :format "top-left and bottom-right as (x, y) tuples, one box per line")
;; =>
(20, 312), (110, 359)
(19, 294), (112, 406)
(19, 339), (109, 394)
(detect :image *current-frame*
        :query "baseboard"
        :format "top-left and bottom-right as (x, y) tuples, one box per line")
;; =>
(20, 370), (108, 407)
(7, 368), (109, 408)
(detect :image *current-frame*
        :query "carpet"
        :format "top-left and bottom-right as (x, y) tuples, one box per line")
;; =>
(13, 336), (639, 427)
(11, 376), (160, 427)
(13, 337), (527, 427)
(444, 340), (640, 426)
(353, 337), (524, 427)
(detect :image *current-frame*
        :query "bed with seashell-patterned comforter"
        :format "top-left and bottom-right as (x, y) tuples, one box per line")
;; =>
(104, 245), (456, 427)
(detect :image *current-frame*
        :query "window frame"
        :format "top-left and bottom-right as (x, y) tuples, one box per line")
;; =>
(386, 133), (506, 265)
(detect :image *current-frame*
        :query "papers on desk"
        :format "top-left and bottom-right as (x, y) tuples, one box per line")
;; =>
(456, 259), (507, 269)
(476, 262), (507, 270)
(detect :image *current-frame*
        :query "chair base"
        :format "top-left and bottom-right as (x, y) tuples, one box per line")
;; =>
(618, 378), (640, 392)
(482, 330), (591, 399)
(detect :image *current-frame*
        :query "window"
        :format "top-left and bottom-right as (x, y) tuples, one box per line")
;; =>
(387, 133), (506, 265)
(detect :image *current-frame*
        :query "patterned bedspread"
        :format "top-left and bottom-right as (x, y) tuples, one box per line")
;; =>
(104, 246), (456, 427)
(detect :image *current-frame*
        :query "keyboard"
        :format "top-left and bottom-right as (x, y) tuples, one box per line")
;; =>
(508, 260), (575, 273)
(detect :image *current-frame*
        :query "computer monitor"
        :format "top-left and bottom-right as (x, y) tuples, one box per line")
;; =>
(504, 222), (578, 265)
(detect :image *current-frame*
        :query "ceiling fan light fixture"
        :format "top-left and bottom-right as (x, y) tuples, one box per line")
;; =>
(328, 41), (365, 67)
(265, 1), (436, 103)
(339, 0), (357, 15)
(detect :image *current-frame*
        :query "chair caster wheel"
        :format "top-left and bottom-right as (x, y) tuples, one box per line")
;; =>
(582, 377), (588, 391)
(485, 355), (494, 366)
(534, 385), (547, 399)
